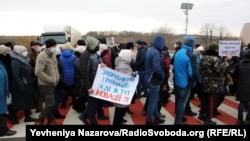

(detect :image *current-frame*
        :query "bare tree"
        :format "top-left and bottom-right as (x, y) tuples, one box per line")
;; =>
(152, 26), (175, 35)
(217, 26), (232, 40)
(199, 23), (217, 47)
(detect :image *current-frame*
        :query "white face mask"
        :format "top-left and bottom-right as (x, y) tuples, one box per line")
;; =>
(38, 46), (44, 52)
(174, 44), (178, 48)
(96, 50), (103, 56)
(22, 51), (28, 57)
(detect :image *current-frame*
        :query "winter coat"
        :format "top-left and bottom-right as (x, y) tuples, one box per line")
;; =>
(79, 36), (101, 89)
(60, 49), (75, 86)
(0, 61), (8, 114)
(200, 50), (230, 94)
(173, 45), (198, 88)
(10, 52), (34, 110)
(144, 35), (166, 85)
(135, 46), (147, 71)
(73, 52), (87, 97)
(28, 47), (38, 84)
(0, 54), (12, 92)
(235, 58), (250, 102)
(101, 48), (112, 68)
(115, 50), (133, 75)
(35, 50), (60, 87)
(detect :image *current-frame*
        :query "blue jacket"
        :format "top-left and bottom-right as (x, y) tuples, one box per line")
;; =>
(0, 61), (8, 114)
(60, 49), (75, 86)
(173, 45), (198, 88)
(144, 35), (166, 85)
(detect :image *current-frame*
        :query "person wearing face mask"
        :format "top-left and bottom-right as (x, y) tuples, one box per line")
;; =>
(35, 39), (60, 125)
(8, 45), (37, 124)
(0, 45), (16, 137)
(28, 41), (44, 113)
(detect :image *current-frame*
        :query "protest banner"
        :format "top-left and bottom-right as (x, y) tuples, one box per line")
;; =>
(91, 65), (139, 107)
(219, 40), (241, 56)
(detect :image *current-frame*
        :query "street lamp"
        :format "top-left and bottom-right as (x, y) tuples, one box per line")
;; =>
(180, 3), (193, 35)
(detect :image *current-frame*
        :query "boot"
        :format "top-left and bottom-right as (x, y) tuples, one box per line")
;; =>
(244, 116), (250, 125)
(24, 109), (37, 122)
(154, 117), (165, 125)
(8, 110), (19, 124)
(198, 113), (206, 121)
(145, 120), (154, 125)
(48, 119), (61, 125)
(203, 118), (216, 125)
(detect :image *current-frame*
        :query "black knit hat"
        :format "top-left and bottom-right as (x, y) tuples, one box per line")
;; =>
(175, 41), (182, 47)
(136, 40), (143, 45)
(45, 39), (57, 48)
(77, 39), (85, 46)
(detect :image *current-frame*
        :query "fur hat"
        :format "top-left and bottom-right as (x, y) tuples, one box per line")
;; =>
(75, 46), (86, 53)
(184, 35), (196, 47)
(45, 39), (57, 48)
(197, 46), (204, 51)
(99, 44), (108, 51)
(0, 45), (11, 54)
(208, 42), (219, 51)
(13, 45), (27, 54)
(62, 42), (72, 50)
(30, 40), (43, 46)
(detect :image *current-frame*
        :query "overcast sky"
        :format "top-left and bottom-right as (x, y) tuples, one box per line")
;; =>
(0, 0), (249, 36)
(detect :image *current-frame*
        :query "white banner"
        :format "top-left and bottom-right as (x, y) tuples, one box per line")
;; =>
(91, 65), (139, 107)
(219, 40), (241, 56)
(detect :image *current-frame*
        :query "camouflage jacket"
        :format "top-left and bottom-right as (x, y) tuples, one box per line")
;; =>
(200, 50), (230, 94)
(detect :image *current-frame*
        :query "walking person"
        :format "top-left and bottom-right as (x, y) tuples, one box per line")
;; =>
(78, 36), (107, 125)
(35, 39), (60, 125)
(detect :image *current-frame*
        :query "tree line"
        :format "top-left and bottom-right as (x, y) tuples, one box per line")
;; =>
(0, 23), (239, 50)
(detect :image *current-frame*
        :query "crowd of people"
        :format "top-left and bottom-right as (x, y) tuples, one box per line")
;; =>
(0, 34), (250, 136)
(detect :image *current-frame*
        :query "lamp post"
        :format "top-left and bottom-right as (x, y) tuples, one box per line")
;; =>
(181, 3), (193, 35)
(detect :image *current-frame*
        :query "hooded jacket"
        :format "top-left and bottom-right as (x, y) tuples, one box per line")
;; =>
(173, 36), (198, 88)
(60, 49), (75, 86)
(79, 36), (101, 89)
(144, 35), (166, 85)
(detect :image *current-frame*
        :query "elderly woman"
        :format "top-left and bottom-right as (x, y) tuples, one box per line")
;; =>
(0, 45), (16, 136)
(8, 45), (36, 124)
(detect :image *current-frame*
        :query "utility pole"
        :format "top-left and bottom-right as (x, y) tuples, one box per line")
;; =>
(181, 3), (193, 35)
